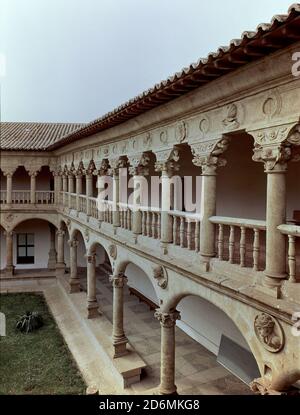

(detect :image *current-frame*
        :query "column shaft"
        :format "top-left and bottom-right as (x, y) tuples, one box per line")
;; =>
(264, 167), (287, 287)
(110, 273), (128, 357)
(30, 173), (36, 204)
(69, 240), (80, 293)
(6, 174), (12, 204)
(200, 172), (217, 258)
(112, 174), (120, 227)
(87, 254), (100, 318)
(5, 231), (14, 275)
(160, 170), (172, 243)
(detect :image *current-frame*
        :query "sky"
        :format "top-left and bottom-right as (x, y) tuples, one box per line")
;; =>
(0, 0), (295, 123)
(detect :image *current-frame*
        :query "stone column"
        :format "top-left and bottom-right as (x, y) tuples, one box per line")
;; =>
(47, 224), (57, 270)
(68, 174), (74, 208)
(86, 253), (100, 318)
(76, 174), (83, 211)
(252, 142), (292, 288)
(265, 163), (287, 287)
(29, 171), (38, 204)
(128, 153), (150, 237)
(56, 229), (65, 274)
(160, 165), (173, 243)
(97, 159), (110, 222)
(154, 309), (181, 395)
(86, 174), (93, 216)
(68, 239), (80, 293)
(52, 170), (62, 205)
(4, 171), (14, 204)
(62, 175), (68, 206)
(109, 272), (128, 358)
(112, 171), (120, 228)
(5, 231), (14, 276)
(191, 139), (229, 261)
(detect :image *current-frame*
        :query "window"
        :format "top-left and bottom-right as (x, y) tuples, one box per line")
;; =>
(17, 233), (34, 264)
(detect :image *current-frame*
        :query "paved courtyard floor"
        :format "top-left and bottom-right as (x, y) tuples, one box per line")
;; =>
(80, 269), (252, 395)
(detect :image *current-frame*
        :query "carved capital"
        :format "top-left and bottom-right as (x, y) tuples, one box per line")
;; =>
(153, 265), (168, 289)
(252, 144), (291, 172)
(109, 272), (128, 288)
(68, 239), (79, 248)
(191, 138), (229, 175)
(128, 153), (151, 176)
(98, 159), (110, 176)
(249, 124), (298, 147)
(154, 147), (181, 176)
(56, 230), (65, 237)
(154, 309), (181, 328)
(86, 159), (96, 176)
(108, 157), (128, 176)
(75, 161), (85, 176)
(87, 254), (96, 264)
(4, 230), (14, 238)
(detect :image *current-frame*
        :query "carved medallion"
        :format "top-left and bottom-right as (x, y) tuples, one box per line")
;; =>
(175, 121), (187, 143)
(153, 265), (168, 289)
(84, 228), (89, 242)
(108, 244), (117, 260)
(254, 313), (284, 353)
(199, 115), (210, 137)
(222, 103), (240, 130)
(262, 90), (282, 119)
(160, 130), (168, 144)
(143, 132), (152, 148)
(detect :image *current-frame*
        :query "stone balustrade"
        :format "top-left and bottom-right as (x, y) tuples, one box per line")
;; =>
(210, 216), (267, 271)
(140, 206), (161, 240)
(169, 210), (200, 252)
(278, 224), (300, 283)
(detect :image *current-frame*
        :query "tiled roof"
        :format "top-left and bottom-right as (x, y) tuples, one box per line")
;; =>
(48, 3), (300, 150)
(0, 122), (85, 150)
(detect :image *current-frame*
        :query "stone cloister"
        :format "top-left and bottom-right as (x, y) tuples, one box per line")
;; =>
(1, 4), (300, 395)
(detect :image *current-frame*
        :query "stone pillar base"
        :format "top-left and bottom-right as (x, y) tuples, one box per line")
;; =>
(156, 385), (178, 395)
(87, 301), (101, 319)
(112, 337), (128, 358)
(69, 279), (81, 293)
(56, 263), (66, 276)
(5, 266), (15, 277)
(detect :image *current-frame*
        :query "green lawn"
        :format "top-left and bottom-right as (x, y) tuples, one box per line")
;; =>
(0, 292), (86, 395)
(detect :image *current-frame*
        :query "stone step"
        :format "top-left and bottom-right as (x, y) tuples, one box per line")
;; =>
(57, 276), (147, 390)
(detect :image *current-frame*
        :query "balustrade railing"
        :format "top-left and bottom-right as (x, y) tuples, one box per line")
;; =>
(69, 193), (77, 210)
(119, 202), (133, 231)
(89, 197), (98, 219)
(79, 195), (87, 214)
(169, 211), (200, 252)
(11, 190), (31, 204)
(278, 224), (300, 283)
(140, 206), (161, 239)
(102, 200), (113, 224)
(36, 191), (55, 204)
(0, 190), (7, 204)
(210, 216), (266, 271)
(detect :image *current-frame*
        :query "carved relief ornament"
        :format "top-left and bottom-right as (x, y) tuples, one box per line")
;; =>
(109, 272), (127, 288)
(128, 153), (151, 176)
(254, 313), (284, 353)
(191, 137), (230, 174)
(154, 147), (181, 175)
(108, 244), (117, 260)
(154, 310), (181, 328)
(153, 265), (168, 289)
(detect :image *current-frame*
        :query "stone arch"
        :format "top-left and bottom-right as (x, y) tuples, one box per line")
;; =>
(69, 227), (88, 249)
(10, 214), (58, 231)
(164, 288), (261, 373)
(114, 256), (161, 303)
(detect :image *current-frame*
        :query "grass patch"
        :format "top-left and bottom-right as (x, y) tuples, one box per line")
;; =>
(0, 292), (86, 395)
